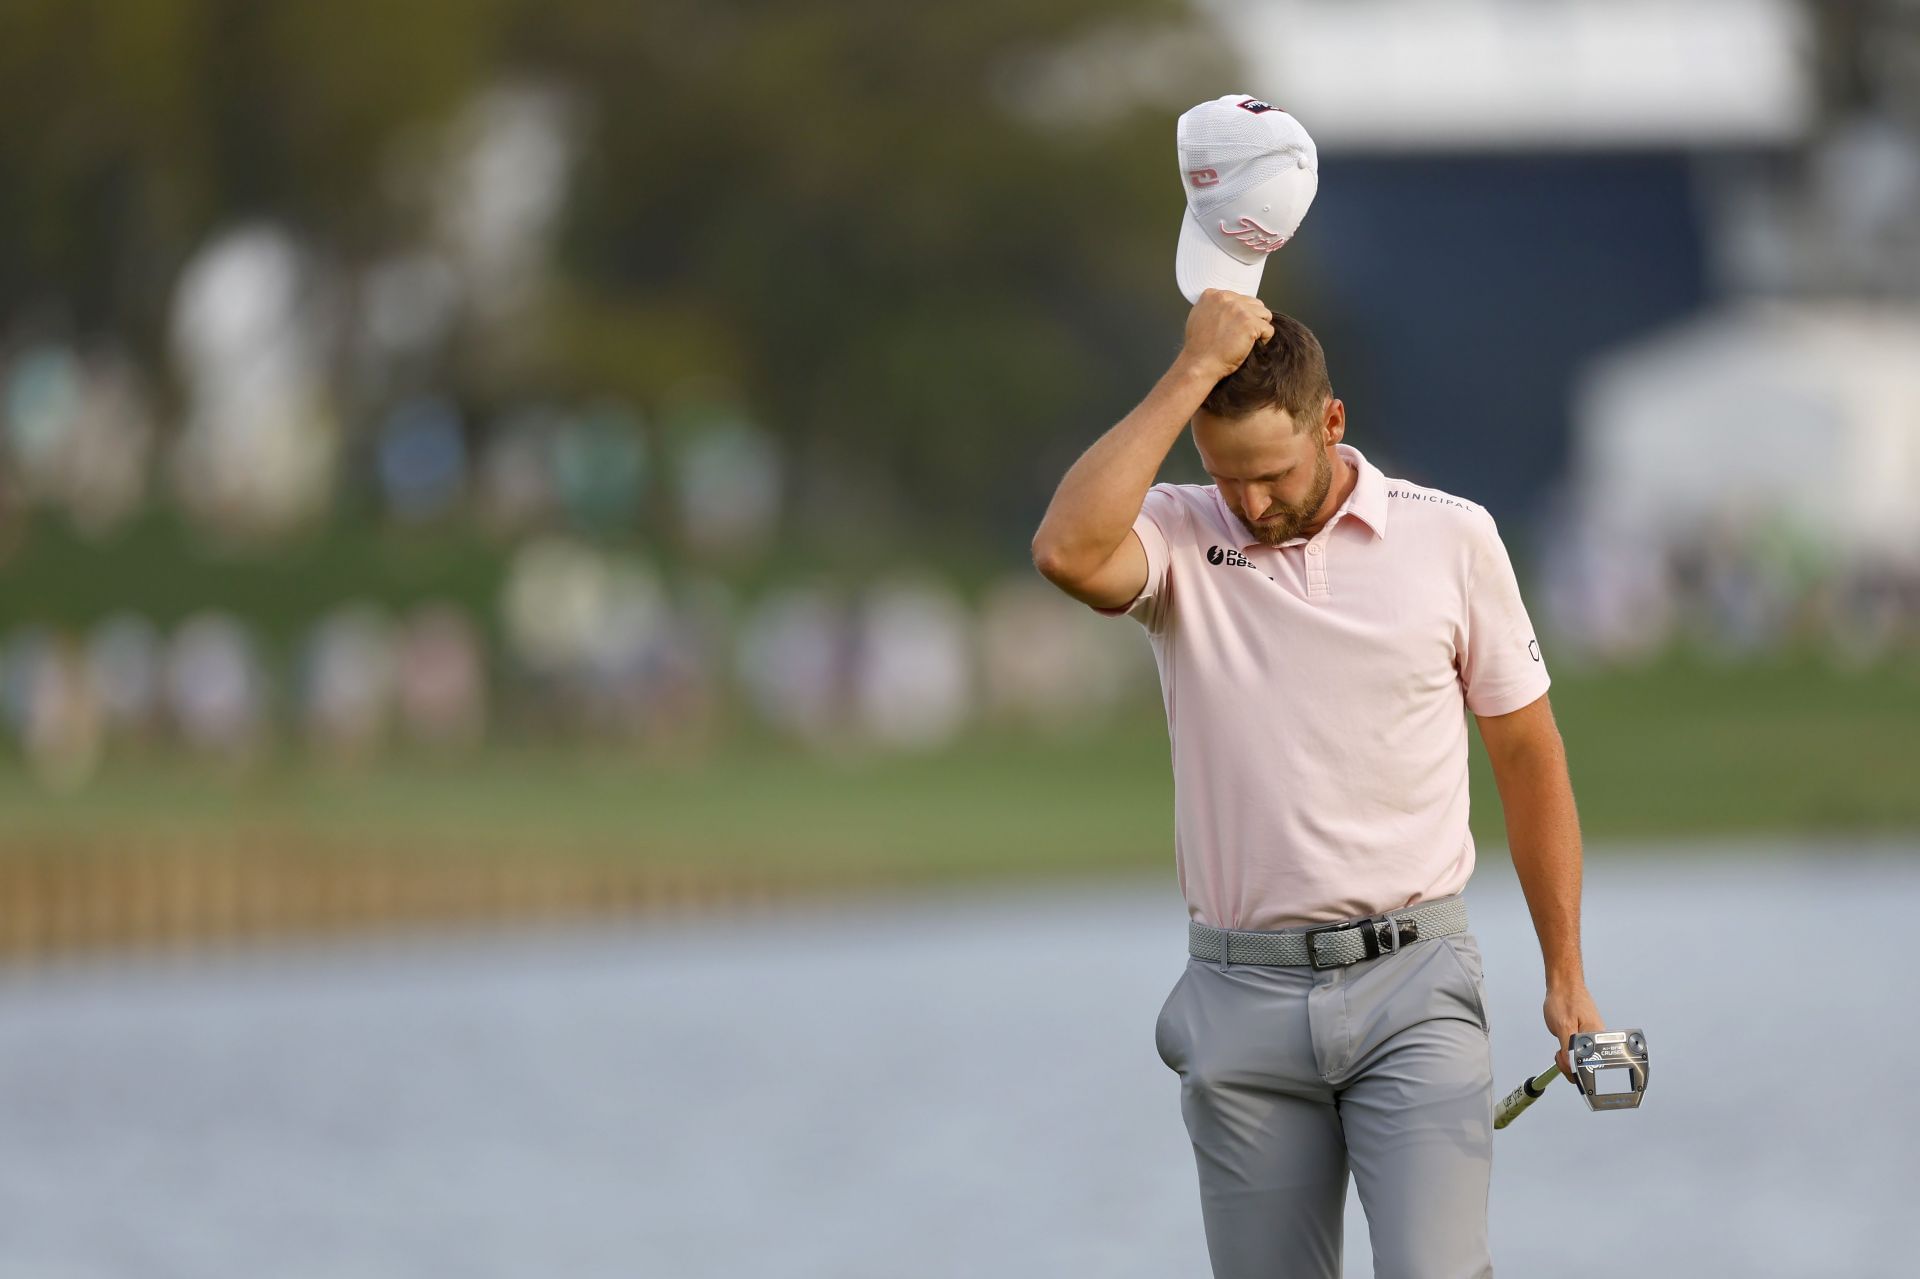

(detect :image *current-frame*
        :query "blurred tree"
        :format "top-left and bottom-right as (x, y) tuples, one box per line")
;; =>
(0, 0), (508, 346)
(0, 0), (1223, 539)
(534, 0), (1219, 534)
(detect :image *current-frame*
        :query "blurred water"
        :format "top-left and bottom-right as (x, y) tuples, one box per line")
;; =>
(0, 840), (1914, 1278)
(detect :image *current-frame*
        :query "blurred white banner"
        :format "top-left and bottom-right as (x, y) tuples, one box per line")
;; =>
(1214, 0), (1813, 150)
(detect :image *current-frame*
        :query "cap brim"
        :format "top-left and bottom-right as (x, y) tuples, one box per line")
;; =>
(1176, 205), (1267, 305)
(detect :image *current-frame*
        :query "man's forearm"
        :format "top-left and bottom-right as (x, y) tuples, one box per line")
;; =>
(1031, 357), (1214, 578)
(1491, 740), (1587, 987)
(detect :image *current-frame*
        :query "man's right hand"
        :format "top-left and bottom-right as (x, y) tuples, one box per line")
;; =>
(1178, 289), (1275, 383)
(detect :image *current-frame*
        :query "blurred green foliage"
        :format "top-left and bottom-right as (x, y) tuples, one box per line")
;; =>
(0, 0), (509, 337)
(0, 0), (1224, 537)
(0, 509), (504, 646)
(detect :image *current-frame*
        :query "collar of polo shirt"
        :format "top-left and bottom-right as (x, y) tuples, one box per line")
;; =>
(1214, 441), (1392, 552)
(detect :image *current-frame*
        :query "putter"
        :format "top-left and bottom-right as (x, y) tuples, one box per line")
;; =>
(1493, 1028), (1649, 1129)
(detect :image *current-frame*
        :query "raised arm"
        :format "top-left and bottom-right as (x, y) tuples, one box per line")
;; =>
(1030, 291), (1273, 609)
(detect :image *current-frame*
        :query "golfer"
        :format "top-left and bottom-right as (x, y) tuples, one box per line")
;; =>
(1029, 289), (1604, 1277)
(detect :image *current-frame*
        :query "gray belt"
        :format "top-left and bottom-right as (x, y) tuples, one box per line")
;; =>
(1188, 895), (1469, 969)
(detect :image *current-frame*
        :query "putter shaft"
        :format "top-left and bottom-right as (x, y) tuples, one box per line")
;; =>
(1492, 1065), (1561, 1130)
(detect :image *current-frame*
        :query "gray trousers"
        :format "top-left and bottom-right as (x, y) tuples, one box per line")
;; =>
(1154, 902), (1496, 1278)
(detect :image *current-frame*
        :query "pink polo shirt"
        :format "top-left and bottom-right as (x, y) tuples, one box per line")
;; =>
(1094, 441), (1551, 930)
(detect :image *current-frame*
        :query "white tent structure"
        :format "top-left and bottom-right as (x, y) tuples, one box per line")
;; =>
(1571, 302), (1920, 565)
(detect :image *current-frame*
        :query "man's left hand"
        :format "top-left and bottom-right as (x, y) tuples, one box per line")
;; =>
(1544, 980), (1605, 1084)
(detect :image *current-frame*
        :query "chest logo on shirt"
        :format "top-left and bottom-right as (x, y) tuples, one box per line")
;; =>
(1206, 545), (1258, 569)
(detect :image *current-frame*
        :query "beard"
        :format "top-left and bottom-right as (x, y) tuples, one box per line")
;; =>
(1239, 446), (1333, 547)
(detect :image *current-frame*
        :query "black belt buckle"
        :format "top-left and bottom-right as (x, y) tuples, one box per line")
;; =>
(1304, 913), (1420, 969)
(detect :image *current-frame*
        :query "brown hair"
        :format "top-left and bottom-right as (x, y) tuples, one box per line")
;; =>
(1199, 312), (1332, 430)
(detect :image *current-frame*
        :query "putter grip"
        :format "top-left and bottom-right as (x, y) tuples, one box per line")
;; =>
(1492, 1066), (1561, 1130)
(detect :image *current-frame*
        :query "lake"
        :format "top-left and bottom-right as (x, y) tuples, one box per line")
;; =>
(1, 838), (1912, 1277)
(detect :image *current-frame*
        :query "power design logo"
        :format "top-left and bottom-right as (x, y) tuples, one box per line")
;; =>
(1206, 545), (1256, 569)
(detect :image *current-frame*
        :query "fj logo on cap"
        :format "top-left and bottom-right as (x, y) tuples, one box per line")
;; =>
(1188, 168), (1220, 188)
(1218, 216), (1288, 254)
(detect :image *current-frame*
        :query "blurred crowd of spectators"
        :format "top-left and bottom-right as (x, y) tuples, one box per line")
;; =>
(0, 568), (1149, 790)
(0, 239), (1151, 793)
(4, 78), (1915, 792)
(0, 322), (780, 555)
(0, 84), (1153, 789)
(7, 287), (1918, 793)
(1538, 497), (1920, 671)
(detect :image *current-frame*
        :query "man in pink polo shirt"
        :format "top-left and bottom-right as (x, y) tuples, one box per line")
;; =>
(1031, 290), (1604, 1278)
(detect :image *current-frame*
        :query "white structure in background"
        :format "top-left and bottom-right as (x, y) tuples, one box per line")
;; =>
(1574, 303), (1920, 562)
(437, 83), (574, 328)
(1558, 302), (1920, 661)
(1215, 0), (1811, 151)
(999, 0), (1811, 146)
(168, 226), (338, 533)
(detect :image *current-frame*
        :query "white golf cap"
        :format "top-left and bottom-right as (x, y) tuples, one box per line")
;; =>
(1175, 94), (1319, 304)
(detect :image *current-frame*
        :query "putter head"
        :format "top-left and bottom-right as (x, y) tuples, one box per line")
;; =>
(1569, 1029), (1649, 1112)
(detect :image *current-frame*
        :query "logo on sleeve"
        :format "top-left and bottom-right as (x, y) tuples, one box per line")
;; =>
(1527, 639), (1540, 662)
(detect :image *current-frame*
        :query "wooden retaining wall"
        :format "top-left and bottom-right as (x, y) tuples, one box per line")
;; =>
(0, 834), (852, 964)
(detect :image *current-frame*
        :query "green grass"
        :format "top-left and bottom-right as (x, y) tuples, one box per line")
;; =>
(3, 648), (1916, 889)
(0, 724), (1179, 883)
(1506, 646), (1920, 837)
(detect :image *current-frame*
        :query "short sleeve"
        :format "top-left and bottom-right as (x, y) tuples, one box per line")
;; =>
(1090, 483), (1181, 631)
(1459, 508), (1552, 716)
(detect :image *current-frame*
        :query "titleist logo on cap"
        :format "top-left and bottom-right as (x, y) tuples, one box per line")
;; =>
(1218, 216), (1287, 254)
